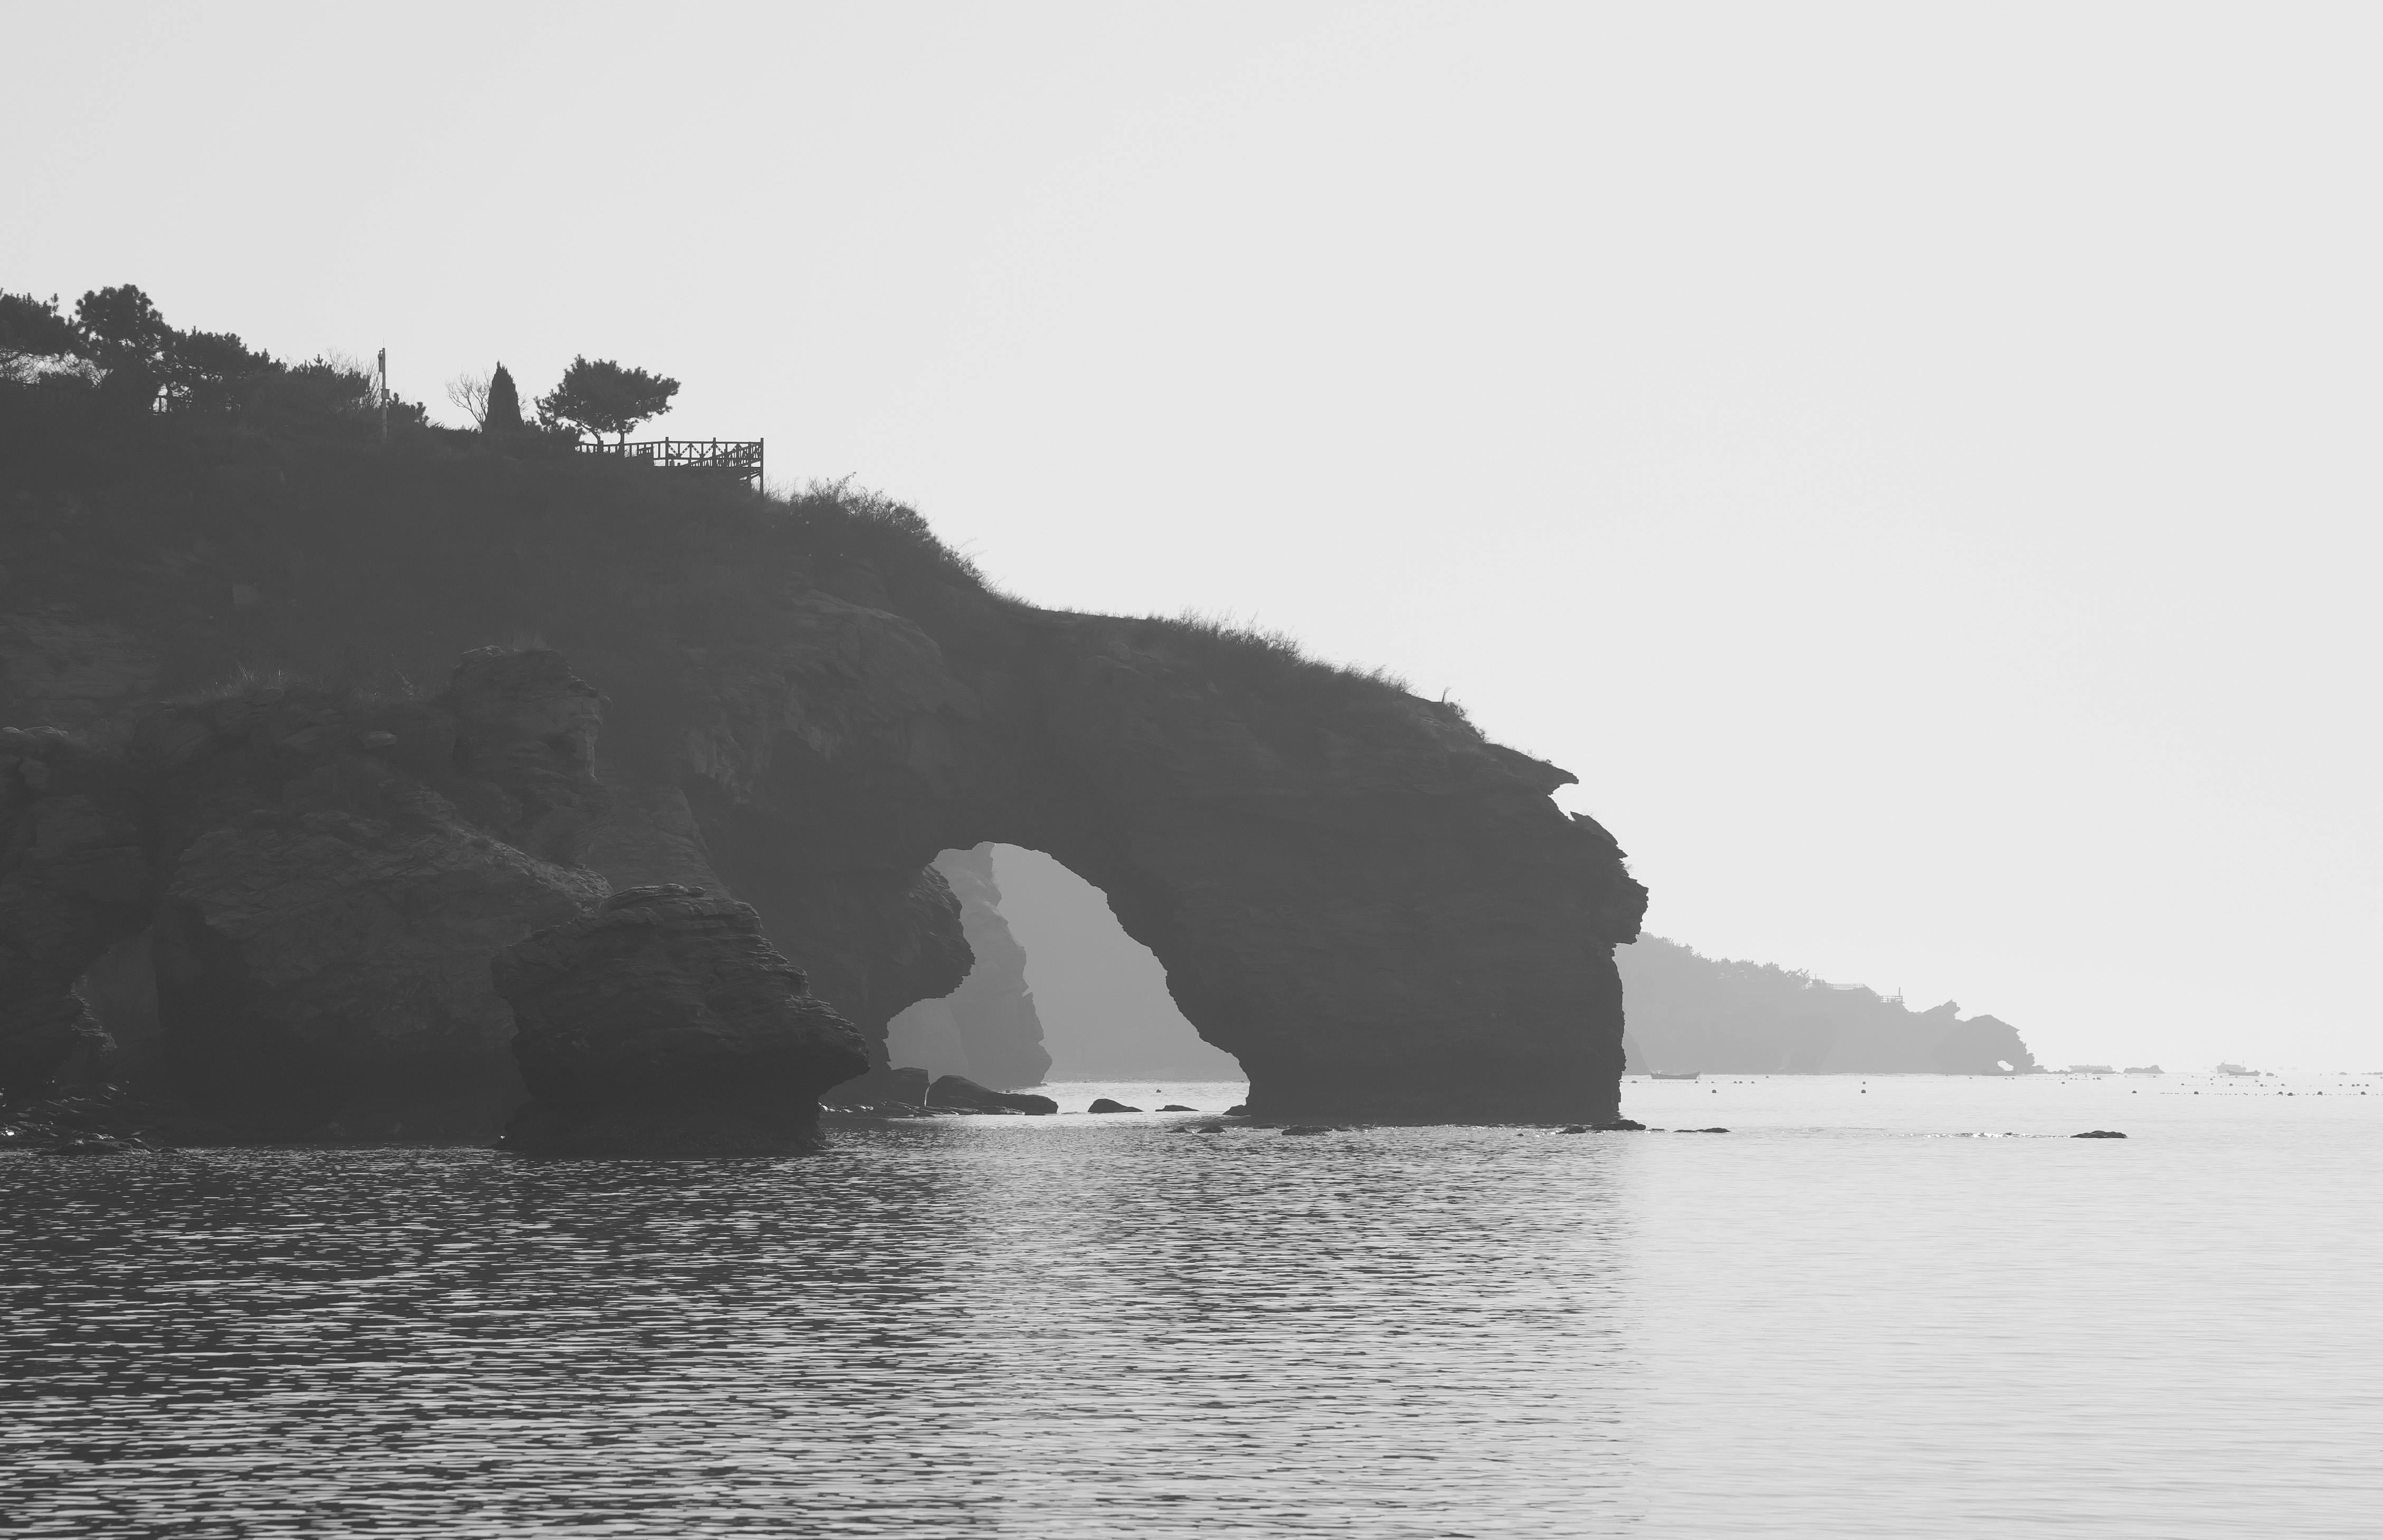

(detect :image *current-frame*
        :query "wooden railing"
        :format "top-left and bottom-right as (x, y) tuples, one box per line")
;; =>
(577, 438), (763, 488)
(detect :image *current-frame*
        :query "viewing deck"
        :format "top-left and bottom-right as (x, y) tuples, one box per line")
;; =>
(577, 437), (763, 489)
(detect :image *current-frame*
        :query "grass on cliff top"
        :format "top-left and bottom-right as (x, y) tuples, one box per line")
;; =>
(1124, 611), (1441, 718)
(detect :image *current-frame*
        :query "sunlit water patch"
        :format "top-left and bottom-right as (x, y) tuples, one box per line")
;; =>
(3, 1076), (2376, 1537)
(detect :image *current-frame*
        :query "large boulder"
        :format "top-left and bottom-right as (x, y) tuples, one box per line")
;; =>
(155, 800), (602, 1138)
(493, 886), (869, 1155)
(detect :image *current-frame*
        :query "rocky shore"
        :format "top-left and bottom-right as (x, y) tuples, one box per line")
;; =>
(0, 412), (1646, 1147)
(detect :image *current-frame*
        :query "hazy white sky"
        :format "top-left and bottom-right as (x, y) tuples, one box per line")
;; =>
(8, 3), (2378, 1068)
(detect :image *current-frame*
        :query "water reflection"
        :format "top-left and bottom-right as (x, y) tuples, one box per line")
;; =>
(2, 1123), (1639, 1537)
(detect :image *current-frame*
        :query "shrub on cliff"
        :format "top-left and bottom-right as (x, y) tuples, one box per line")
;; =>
(782, 479), (991, 594)
(234, 355), (429, 433)
(0, 292), (85, 381)
(166, 329), (279, 413)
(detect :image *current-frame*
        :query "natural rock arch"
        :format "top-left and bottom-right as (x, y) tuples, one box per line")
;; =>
(676, 597), (1647, 1124)
(0, 436), (1643, 1131)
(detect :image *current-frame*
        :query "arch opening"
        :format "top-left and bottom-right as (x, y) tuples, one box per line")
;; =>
(885, 844), (1243, 1095)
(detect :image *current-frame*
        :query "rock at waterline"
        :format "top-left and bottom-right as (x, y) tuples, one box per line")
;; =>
(926, 1075), (1057, 1115)
(1593, 1118), (1648, 1132)
(1086, 1098), (1142, 1114)
(1281, 1125), (1331, 1136)
(2073, 1129), (2129, 1138)
(1158, 1104), (1198, 1111)
(493, 886), (869, 1156)
(1223, 1104), (1248, 1116)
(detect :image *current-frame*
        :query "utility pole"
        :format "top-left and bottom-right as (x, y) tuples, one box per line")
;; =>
(376, 348), (388, 445)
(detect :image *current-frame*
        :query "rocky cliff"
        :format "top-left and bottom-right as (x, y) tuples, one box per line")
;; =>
(0, 398), (1646, 1129)
(0, 648), (615, 1134)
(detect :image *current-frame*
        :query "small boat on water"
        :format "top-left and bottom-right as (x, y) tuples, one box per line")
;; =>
(1650, 1071), (1701, 1080)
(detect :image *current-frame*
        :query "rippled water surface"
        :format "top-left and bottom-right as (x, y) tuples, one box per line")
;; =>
(5, 1074), (2378, 1537)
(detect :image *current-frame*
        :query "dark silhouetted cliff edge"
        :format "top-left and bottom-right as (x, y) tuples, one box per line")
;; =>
(1, 389), (1644, 1137)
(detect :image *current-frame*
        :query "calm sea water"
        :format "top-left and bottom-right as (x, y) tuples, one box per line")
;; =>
(4, 1073), (2377, 1538)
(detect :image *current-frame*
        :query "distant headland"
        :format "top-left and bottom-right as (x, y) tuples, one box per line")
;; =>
(1618, 935), (2038, 1075)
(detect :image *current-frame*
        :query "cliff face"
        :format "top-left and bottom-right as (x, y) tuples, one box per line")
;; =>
(1618, 935), (2038, 1075)
(0, 650), (612, 1134)
(0, 413), (1646, 1126)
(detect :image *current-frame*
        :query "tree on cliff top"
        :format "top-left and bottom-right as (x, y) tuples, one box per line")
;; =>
(59, 284), (274, 411)
(535, 356), (678, 445)
(73, 283), (174, 366)
(485, 364), (525, 432)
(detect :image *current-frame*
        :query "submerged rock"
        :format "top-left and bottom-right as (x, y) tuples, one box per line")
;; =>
(925, 1073), (1057, 1114)
(493, 886), (869, 1156)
